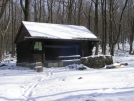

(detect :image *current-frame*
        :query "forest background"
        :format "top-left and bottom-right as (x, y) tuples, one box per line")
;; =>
(0, 0), (133, 61)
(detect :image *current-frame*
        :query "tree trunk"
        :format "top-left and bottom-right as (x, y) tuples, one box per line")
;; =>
(34, 0), (38, 21)
(101, 0), (105, 54)
(20, 0), (31, 21)
(109, 0), (113, 55)
(39, 0), (42, 22)
(11, 0), (14, 57)
(94, 0), (99, 55)
(0, 0), (9, 22)
(110, 44), (115, 56)
(67, 0), (73, 24)
(104, 0), (107, 55)
(111, 0), (128, 56)
(129, 17), (134, 54)
(77, 0), (82, 25)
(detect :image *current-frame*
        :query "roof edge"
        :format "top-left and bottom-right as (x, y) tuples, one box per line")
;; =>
(24, 36), (100, 41)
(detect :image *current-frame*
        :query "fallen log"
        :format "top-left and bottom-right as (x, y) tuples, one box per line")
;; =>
(106, 63), (121, 69)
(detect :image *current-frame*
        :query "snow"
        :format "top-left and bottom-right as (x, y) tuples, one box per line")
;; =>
(22, 21), (97, 39)
(0, 54), (134, 101)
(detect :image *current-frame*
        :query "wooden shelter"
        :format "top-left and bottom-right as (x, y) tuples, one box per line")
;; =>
(14, 21), (99, 66)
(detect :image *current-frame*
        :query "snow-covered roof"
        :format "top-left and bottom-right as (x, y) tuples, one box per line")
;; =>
(22, 21), (97, 40)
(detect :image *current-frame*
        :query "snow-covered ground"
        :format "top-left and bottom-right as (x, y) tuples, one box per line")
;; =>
(0, 53), (134, 101)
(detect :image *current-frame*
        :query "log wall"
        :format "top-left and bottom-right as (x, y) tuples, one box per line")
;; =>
(16, 26), (30, 43)
(16, 40), (33, 63)
(33, 54), (42, 62)
(81, 41), (95, 57)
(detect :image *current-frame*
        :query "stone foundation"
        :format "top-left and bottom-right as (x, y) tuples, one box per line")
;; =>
(16, 62), (43, 69)
(16, 55), (113, 68)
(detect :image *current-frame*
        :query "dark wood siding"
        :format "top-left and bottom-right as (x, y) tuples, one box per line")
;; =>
(81, 41), (96, 57)
(16, 26), (31, 43)
(33, 54), (42, 62)
(82, 41), (89, 57)
(16, 40), (33, 63)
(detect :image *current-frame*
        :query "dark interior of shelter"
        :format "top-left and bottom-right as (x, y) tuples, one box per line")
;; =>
(44, 40), (82, 60)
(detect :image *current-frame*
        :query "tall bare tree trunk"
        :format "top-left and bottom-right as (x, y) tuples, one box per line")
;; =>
(39, 0), (42, 22)
(67, 0), (73, 24)
(11, 0), (14, 57)
(94, 0), (99, 55)
(0, 0), (9, 22)
(101, 0), (105, 54)
(0, 0), (9, 61)
(78, 0), (82, 25)
(20, 0), (31, 21)
(47, 0), (54, 23)
(34, 0), (38, 21)
(104, 0), (107, 54)
(129, 17), (134, 54)
(109, 0), (113, 55)
(128, 0), (134, 54)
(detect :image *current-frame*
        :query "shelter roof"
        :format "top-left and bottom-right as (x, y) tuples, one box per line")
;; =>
(22, 21), (97, 39)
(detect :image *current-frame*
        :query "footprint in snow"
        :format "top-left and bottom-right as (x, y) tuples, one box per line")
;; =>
(78, 96), (96, 101)
(46, 69), (54, 76)
(58, 78), (66, 81)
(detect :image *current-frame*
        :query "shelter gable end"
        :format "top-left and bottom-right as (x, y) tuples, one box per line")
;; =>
(16, 25), (31, 43)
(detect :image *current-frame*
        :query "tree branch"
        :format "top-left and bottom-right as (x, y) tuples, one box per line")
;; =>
(92, 0), (96, 4)
(0, 0), (9, 22)
(1, 15), (10, 37)
(113, 0), (129, 45)
(82, 2), (92, 20)
(20, 0), (25, 13)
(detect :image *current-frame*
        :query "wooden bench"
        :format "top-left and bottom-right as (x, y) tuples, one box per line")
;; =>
(57, 55), (81, 60)
(56, 55), (81, 66)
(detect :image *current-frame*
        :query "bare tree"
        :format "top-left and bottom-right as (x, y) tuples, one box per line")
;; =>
(83, 1), (93, 30)
(0, 0), (9, 22)
(0, 0), (10, 61)
(77, 0), (82, 25)
(67, 0), (74, 24)
(92, 0), (99, 55)
(110, 0), (128, 55)
(101, 0), (107, 54)
(126, 0), (134, 54)
(20, 0), (31, 21)
(47, 0), (54, 23)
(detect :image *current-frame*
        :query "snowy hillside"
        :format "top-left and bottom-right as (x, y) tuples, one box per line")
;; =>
(0, 42), (134, 101)
(0, 53), (134, 101)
